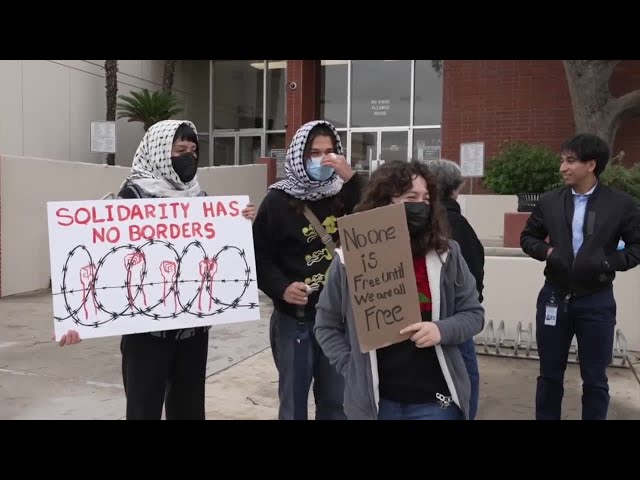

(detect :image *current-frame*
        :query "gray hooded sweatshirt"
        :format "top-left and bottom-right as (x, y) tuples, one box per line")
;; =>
(313, 240), (484, 420)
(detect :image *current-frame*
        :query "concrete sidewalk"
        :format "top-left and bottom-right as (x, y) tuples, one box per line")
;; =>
(203, 348), (640, 420)
(1, 290), (638, 420)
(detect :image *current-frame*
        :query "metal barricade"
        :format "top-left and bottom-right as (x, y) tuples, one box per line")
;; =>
(475, 319), (633, 369)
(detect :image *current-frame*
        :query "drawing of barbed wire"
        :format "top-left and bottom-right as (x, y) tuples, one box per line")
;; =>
(52, 239), (257, 328)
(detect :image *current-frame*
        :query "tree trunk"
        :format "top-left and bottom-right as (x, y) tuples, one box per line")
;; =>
(104, 60), (119, 166)
(563, 60), (640, 150)
(162, 60), (177, 94)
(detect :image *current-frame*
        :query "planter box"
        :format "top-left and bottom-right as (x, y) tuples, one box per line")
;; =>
(503, 212), (531, 248)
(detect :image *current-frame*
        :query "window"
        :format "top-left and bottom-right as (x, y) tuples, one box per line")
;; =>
(320, 60), (349, 128)
(413, 60), (443, 126)
(266, 60), (286, 130)
(351, 60), (411, 128)
(213, 60), (264, 129)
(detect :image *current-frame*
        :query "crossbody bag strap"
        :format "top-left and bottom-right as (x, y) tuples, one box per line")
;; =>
(303, 205), (337, 256)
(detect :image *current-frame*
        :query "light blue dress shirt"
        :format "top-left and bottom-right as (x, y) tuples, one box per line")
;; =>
(571, 183), (597, 257)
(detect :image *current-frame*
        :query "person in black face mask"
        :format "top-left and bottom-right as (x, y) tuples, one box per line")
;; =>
(57, 120), (257, 421)
(314, 160), (484, 420)
(171, 151), (198, 183)
(404, 201), (431, 237)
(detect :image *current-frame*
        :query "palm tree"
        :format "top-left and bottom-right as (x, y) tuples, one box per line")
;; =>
(162, 60), (177, 94)
(104, 60), (119, 165)
(116, 88), (183, 131)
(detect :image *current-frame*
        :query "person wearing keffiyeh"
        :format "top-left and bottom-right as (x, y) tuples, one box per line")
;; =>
(253, 120), (364, 420)
(58, 119), (257, 421)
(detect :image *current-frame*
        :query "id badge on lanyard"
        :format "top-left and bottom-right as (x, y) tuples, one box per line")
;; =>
(545, 294), (558, 326)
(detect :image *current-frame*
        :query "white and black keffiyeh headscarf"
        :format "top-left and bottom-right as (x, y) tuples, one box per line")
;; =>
(269, 120), (344, 201)
(123, 119), (202, 198)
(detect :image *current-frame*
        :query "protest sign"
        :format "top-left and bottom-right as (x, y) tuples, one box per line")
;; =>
(337, 202), (421, 352)
(47, 195), (259, 340)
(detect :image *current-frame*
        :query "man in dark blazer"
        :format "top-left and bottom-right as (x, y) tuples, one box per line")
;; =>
(521, 133), (640, 420)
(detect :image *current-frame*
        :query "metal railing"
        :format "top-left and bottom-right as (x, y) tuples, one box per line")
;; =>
(477, 319), (633, 369)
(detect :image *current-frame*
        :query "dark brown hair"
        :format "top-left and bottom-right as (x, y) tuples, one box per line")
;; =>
(303, 124), (338, 159)
(173, 123), (200, 160)
(354, 160), (450, 255)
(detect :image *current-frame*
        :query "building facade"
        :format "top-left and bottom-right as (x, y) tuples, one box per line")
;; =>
(1, 60), (638, 194)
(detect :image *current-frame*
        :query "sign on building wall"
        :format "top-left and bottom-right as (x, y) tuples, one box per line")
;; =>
(47, 195), (260, 340)
(416, 141), (441, 162)
(271, 148), (287, 179)
(460, 141), (485, 177)
(90, 121), (116, 154)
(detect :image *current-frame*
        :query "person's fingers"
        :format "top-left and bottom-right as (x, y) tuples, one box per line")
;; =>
(399, 322), (423, 335)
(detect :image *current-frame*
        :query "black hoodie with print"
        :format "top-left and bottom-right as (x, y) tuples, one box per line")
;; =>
(253, 121), (364, 319)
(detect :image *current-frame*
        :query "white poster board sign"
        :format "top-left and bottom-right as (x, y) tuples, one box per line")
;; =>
(47, 195), (260, 340)
(460, 141), (485, 177)
(90, 121), (116, 153)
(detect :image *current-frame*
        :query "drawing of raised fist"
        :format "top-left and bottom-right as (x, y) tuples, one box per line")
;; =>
(124, 252), (147, 307)
(80, 264), (97, 287)
(160, 261), (178, 310)
(160, 261), (177, 280)
(198, 258), (218, 311)
(79, 264), (99, 319)
(199, 258), (217, 278)
(124, 252), (145, 269)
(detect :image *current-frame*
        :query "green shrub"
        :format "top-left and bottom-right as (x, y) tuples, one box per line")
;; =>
(484, 141), (561, 194)
(600, 152), (640, 202)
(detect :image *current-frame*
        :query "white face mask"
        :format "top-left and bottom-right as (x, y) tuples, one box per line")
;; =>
(306, 156), (334, 181)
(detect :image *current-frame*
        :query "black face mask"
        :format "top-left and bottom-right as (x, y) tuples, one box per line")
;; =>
(404, 202), (431, 236)
(171, 153), (198, 183)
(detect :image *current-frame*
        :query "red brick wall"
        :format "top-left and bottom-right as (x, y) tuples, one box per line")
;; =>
(441, 60), (640, 193)
(441, 60), (574, 194)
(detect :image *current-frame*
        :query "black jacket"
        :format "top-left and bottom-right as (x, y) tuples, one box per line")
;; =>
(520, 183), (640, 297)
(253, 173), (363, 319)
(442, 198), (485, 302)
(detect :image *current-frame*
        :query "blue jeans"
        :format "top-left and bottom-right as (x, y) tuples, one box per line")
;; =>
(269, 310), (347, 420)
(535, 283), (616, 420)
(378, 398), (464, 420)
(459, 338), (480, 420)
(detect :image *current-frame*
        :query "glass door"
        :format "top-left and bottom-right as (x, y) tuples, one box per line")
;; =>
(238, 135), (261, 165)
(350, 131), (377, 176)
(349, 128), (409, 175)
(212, 132), (263, 166)
(380, 131), (408, 163)
(213, 136), (235, 166)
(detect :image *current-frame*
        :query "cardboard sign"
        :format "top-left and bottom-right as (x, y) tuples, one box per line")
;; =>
(47, 195), (260, 340)
(337, 203), (421, 353)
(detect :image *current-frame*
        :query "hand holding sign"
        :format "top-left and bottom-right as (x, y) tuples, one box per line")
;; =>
(56, 329), (81, 346)
(400, 322), (441, 348)
(241, 203), (257, 221)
